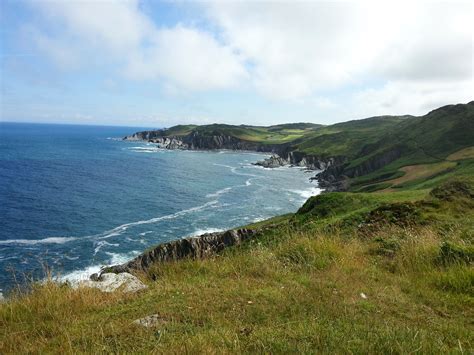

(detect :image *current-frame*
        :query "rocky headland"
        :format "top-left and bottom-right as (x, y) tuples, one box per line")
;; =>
(92, 228), (258, 279)
(124, 129), (347, 191)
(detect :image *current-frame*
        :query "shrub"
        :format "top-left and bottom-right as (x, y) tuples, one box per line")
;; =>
(439, 242), (474, 266)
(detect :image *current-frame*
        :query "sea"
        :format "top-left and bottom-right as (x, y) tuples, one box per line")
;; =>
(0, 122), (321, 292)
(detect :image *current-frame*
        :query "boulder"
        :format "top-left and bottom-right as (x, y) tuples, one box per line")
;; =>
(133, 314), (167, 328)
(77, 272), (147, 293)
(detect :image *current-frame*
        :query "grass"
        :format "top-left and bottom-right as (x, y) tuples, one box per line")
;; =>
(447, 146), (474, 161)
(1, 179), (473, 353)
(383, 161), (457, 189)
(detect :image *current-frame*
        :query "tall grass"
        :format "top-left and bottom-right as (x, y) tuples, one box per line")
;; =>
(1, 224), (472, 353)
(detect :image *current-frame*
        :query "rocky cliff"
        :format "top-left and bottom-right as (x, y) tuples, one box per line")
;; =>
(124, 130), (284, 153)
(125, 129), (349, 189)
(254, 151), (345, 171)
(96, 228), (258, 277)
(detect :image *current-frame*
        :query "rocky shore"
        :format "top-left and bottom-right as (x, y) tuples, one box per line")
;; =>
(91, 228), (258, 279)
(124, 130), (349, 191)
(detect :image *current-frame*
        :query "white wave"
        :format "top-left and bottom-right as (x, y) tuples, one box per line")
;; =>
(289, 187), (322, 199)
(187, 228), (223, 237)
(59, 251), (141, 283)
(93, 240), (119, 255)
(213, 163), (259, 179)
(128, 147), (161, 153)
(0, 237), (77, 245)
(64, 255), (79, 261)
(13, 200), (220, 251)
(128, 146), (155, 150)
(105, 251), (140, 265)
(58, 264), (102, 283)
(139, 231), (153, 236)
(206, 187), (232, 198)
(95, 200), (219, 240)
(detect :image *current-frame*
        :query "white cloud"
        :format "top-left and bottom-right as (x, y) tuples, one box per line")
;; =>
(21, 0), (474, 122)
(125, 25), (247, 91)
(29, 0), (247, 91)
(351, 79), (474, 118)
(205, 1), (473, 109)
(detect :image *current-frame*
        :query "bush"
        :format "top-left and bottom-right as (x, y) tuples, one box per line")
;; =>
(430, 180), (474, 201)
(373, 237), (401, 257)
(439, 242), (474, 266)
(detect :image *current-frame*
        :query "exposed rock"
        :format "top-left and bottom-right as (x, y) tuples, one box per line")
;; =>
(133, 314), (168, 328)
(254, 155), (289, 168)
(101, 228), (257, 275)
(254, 151), (344, 171)
(77, 272), (147, 293)
(0, 292), (5, 302)
(124, 130), (284, 153)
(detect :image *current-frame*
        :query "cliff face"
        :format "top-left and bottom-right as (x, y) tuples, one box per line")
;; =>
(99, 229), (257, 276)
(314, 146), (406, 191)
(254, 151), (346, 171)
(125, 131), (288, 153)
(124, 129), (350, 189)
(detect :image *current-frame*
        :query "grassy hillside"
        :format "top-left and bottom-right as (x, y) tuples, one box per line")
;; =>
(1, 102), (473, 353)
(155, 122), (322, 145)
(141, 102), (473, 191)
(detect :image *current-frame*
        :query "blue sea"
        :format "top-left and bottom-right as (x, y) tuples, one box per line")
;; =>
(0, 122), (321, 291)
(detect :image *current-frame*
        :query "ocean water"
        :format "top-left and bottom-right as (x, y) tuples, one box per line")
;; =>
(0, 122), (321, 291)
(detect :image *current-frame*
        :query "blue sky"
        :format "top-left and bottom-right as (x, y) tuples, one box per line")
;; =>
(1, 0), (472, 127)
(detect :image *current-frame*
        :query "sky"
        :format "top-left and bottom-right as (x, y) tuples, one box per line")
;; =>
(0, 0), (473, 127)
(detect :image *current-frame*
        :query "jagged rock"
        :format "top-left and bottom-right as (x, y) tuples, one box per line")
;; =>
(77, 273), (147, 293)
(89, 273), (100, 281)
(101, 228), (257, 275)
(254, 155), (289, 168)
(133, 314), (167, 328)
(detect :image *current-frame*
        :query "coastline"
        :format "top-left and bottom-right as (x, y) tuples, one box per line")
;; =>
(63, 147), (323, 285)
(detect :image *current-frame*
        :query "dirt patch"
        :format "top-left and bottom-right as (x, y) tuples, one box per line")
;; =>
(446, 146), (474, 161)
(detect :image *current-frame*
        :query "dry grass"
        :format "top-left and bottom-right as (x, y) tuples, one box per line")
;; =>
(447, 147), (474, 161)
(383, 161), (457, 189)
(1, 225), (472, 353)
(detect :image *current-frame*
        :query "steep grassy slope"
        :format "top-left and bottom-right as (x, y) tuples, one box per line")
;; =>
(128, 102), (473, 192)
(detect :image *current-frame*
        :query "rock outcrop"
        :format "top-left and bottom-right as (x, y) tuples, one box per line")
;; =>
(124, 131), (285, 153)
(77, 272), (147, 293)
(254, 152), (345, 171)
(99, 228), (257, 276)
(133, 314), (168, 328)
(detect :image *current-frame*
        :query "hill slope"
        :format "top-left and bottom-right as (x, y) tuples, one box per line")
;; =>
(126, 101), (474, 192)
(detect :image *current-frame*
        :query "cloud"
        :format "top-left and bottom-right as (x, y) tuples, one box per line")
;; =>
(29, 0), (247, 91)
(125, 25), (247, 91)
(351, 79), (474, 118)
(16, 0), (474, 123)
(202, 0), (473, 117)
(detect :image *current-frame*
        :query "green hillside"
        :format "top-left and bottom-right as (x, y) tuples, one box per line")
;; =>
(146, 102), (473, 191)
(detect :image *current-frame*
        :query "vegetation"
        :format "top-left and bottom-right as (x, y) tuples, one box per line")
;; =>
(1, 102), (473, 353)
